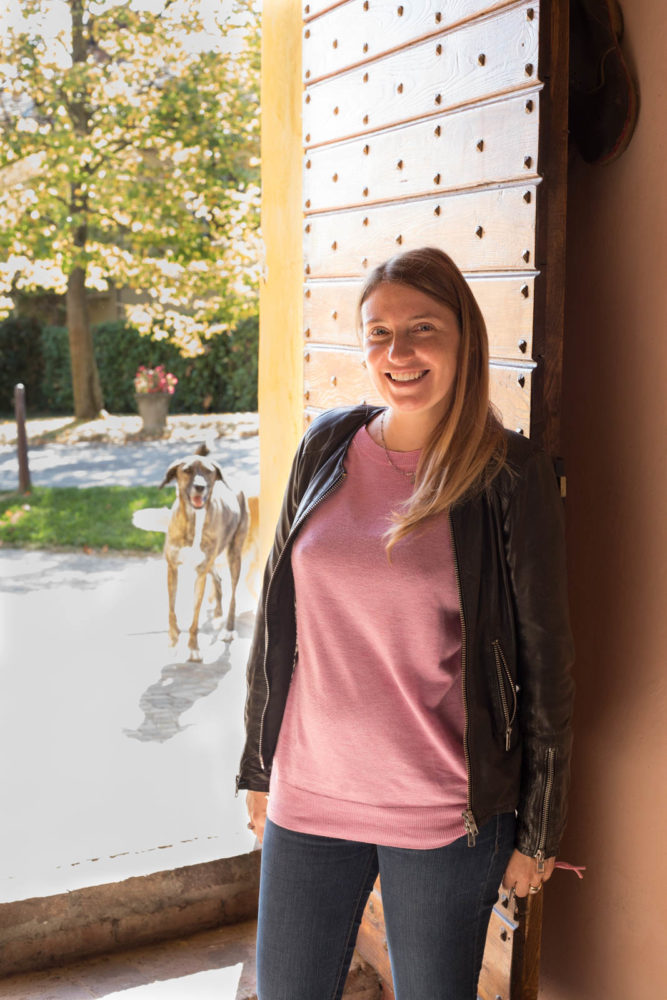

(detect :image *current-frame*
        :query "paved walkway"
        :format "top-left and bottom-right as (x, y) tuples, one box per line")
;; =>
(0, 430), (261, 905)
(0, 436), (259, 494)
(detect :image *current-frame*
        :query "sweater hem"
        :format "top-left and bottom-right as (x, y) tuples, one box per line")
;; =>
(268, 777), (467, 850)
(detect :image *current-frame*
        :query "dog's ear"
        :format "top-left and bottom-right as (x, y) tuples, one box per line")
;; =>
(212, 462), (226, 483)
(160, 462), (182, 488)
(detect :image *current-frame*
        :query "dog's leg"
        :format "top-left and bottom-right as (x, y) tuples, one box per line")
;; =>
(209, 566), (223, 619)
(167, 562), (179, 646)
(224, 548), (241, 635)
(224, 497), (249, 636)
(187, 566), (209, 662)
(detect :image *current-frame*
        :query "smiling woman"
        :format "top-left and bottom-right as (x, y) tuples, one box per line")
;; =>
(240, 248), (575, 1000)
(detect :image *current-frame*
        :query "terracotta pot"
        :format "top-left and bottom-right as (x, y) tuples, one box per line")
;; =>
(136, 393), (170, 433)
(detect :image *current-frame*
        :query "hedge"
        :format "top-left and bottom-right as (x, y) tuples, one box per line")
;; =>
(0, 316), (44, 414)
(0, 314), (258, 415)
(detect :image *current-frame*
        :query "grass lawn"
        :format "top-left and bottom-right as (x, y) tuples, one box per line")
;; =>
(0, 486), (170, 553)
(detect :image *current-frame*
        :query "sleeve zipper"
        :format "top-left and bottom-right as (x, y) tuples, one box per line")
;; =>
(535, 746), (556, 870)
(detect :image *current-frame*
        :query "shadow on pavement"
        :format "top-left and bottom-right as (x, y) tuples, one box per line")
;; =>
(124, 610), (255, 744)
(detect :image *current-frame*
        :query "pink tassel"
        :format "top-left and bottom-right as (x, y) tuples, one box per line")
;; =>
(554, 861), (586, 879)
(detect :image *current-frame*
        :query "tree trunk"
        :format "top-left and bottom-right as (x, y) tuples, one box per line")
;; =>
(67, 267), (104, 419)
(65, 1), (103, 420)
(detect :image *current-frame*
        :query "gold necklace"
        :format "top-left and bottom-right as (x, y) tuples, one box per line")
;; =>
(379, 410), (416, 484)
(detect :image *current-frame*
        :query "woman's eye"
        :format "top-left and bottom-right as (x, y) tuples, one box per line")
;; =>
(414, 323), (434, 333)
(367, 327), (389, 338)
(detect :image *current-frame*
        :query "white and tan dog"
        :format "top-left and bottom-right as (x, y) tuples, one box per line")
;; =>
(159, 444), (249, 661)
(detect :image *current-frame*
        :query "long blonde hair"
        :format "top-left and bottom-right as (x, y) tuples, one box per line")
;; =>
(358, 247), (507, 552)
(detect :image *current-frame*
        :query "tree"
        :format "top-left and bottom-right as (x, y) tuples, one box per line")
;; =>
(0, 0), (260, 418)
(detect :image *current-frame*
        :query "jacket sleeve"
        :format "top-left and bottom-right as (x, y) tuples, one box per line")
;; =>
(502, 449), (575, 859)
(235, 429), (313, 793)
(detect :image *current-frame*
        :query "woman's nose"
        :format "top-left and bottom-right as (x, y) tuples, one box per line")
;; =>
(387, 331), (414, 361)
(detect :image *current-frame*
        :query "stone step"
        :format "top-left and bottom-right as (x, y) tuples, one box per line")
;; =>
(0, 853), (261, 979)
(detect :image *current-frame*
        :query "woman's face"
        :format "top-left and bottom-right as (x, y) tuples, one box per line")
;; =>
(361, 282), (461, 425)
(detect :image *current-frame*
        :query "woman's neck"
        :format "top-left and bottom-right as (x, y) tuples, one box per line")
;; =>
(369, 408), (439, 452)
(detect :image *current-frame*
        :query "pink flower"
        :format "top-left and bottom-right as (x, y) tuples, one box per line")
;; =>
(134, 366), (178, 395)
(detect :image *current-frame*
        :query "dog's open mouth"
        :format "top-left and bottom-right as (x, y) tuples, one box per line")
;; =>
(190, 494), (205, 509)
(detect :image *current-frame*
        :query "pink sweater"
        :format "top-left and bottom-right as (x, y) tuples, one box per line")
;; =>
(268, 425), (467, 848)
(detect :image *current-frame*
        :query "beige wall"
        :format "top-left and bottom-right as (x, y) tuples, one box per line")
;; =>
(540, 1), (667, 995)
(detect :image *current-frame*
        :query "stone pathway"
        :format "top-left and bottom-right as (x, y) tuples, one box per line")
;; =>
(0, 413), (259, 494)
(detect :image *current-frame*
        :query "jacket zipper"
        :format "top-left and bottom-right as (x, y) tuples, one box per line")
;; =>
(535, 746), (556, 872)
(492, 639), (517, 751)
(448, 514), (478, 847)
(257, 471), (347, 770)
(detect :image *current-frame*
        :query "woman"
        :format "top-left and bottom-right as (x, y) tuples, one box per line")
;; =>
(237, 247), (574, 999)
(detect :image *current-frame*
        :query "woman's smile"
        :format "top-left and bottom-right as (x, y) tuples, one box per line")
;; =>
(386, 369), (429, 382)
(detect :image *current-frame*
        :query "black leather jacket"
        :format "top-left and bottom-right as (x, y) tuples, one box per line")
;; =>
(237, 406), (575, 861)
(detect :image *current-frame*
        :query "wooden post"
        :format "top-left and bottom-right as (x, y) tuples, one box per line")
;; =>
(510, 891), (544, 999)
(14, 383), (31, 494)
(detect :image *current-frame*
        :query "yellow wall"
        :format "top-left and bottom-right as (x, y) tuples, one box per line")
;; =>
(540, 1), (667, 994)
(258, 0), (303, 559)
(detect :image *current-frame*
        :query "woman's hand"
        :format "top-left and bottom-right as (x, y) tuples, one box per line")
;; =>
(502, 849), (555, 898)
(246, 791), (269, 844)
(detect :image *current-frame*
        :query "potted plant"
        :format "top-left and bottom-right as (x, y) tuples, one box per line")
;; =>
(134, 365), (178, 433)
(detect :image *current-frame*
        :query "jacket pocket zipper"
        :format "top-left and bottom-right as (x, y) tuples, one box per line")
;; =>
(492, 639), (517, 751)
(535, 746), (556, 871)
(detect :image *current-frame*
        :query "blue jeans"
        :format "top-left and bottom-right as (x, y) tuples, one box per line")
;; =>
(257, 813), (515, 1000)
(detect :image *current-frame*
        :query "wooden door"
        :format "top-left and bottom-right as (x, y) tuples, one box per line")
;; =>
(261, 1), (569, 997)
(302, 0), (568, 457)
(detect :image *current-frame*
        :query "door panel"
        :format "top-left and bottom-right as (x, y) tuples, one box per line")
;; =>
(303, 2), (540, 144)
(304, 187), (537, 275)
(304, 94), (540, 211)
(303, 343), (532, 434)
(304, 0), (517, 83)
(304, 275), (536, 359)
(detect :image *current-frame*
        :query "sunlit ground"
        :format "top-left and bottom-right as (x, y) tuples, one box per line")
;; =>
(104, 965), (244, 998)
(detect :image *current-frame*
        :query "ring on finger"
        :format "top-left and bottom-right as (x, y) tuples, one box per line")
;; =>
(528, 883), (542, 894)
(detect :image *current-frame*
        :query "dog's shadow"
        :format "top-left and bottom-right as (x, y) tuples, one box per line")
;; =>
(124, 610), (254, 744)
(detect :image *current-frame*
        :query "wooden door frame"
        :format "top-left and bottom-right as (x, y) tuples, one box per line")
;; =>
(257, 0), (304, 560)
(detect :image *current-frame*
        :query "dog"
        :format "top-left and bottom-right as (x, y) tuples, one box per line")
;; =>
(159, 444), (249, 661)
